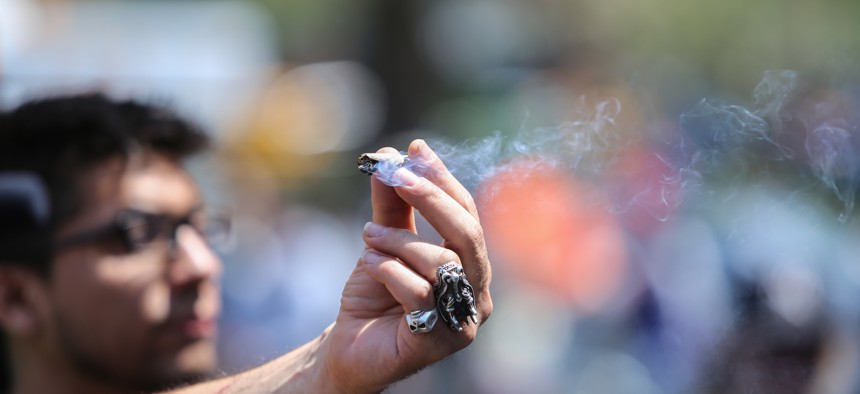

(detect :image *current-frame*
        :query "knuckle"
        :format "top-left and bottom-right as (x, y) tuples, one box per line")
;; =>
(480, 295), (493, 323)
(413, 178), (439, 200)
(408, 178), (444, 205)
(460, 190), (478, 213)
(459, 328), (477, 344)
(418, 282), (434, 302)
(464, 221), (486, 249)
(376, 258), (398, 274)
(437, 249), (460, 265)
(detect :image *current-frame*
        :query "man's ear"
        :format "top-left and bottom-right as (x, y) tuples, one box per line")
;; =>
(0, 266), (47, 337)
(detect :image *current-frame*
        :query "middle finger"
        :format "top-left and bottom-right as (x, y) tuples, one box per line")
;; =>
(363, 221), (461, 282)
(389, 167), (486, 279)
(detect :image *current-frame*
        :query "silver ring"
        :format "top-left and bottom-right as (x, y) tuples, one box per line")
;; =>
(433, 262), (479, 332)
(405, 309), (438, 334)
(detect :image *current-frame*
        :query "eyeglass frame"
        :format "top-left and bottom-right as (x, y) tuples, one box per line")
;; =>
(53, 207), (231, 254)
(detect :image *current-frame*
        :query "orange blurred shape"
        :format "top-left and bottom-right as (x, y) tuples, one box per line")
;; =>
(607, 144), (681, 238)
(479, 158), (628, 312)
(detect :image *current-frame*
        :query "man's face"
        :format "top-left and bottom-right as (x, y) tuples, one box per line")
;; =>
(47, 154), (222, 390)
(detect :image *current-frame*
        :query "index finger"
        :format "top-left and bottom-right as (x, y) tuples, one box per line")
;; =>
(408, 140), (480, 222)
(372, 147), (416, 231)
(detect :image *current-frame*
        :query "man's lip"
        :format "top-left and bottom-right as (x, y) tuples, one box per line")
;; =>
(165, 316), (217, 339)
(183, 318), (217, 338)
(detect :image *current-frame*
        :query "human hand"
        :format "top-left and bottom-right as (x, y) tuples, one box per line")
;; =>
(321, 139), (493, 393)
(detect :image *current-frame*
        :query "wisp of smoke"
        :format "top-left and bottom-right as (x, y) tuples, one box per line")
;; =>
(376, 70), (860, 223)
(679, 70), (860, 221)
(427, 97), (630, 187)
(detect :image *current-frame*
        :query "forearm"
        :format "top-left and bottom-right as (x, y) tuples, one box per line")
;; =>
(164, 326), (343, 394)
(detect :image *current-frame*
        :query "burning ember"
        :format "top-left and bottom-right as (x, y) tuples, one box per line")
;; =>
(357, 152), (410, 176)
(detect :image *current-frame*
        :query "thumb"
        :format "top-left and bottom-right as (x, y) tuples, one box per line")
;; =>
(370, 147), (415, 231)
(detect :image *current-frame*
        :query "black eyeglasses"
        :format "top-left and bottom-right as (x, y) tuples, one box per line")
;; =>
(54, 208), (231, 253)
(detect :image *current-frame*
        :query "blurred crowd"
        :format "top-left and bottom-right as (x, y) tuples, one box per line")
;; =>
(3, 0), (860, 393)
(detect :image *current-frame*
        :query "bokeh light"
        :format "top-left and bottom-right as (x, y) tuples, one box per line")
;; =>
(4, 0), (860, 392)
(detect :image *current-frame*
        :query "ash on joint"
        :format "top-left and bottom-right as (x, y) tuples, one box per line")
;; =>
(357, 152), (409, 175)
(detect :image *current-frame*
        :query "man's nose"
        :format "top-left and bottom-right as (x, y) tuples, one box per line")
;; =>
(169, 224), (222, 284)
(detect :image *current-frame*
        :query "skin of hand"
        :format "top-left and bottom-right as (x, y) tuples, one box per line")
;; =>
(164, 139), (492, 394)
(321, 139), (494, 393)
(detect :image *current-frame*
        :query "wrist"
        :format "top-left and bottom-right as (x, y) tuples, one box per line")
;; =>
(311, 325), (346, 394)
(313, 323), (384, 394)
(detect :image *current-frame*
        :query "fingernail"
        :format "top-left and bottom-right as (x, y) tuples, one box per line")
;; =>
(393, 167), (420, 187)
(364, 222), (388, 237)
(413, 139), (434, 162)
(362, 249), (385, 264)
